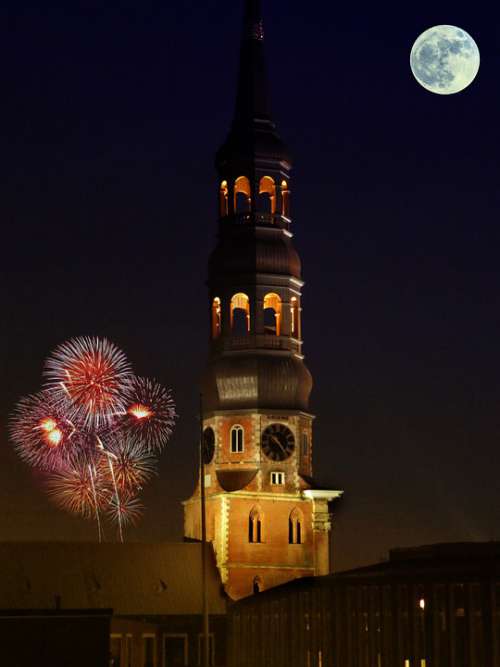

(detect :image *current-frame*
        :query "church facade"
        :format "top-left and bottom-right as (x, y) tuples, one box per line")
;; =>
(183, 0), (342, 601)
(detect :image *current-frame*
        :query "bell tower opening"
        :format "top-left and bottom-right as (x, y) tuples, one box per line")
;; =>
(234, 176), (251, 213)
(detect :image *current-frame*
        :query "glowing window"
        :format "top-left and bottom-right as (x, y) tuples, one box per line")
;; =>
(281, 179), (291, 218)
(271, 471), (284, 485)
(301, 433), (308, 456)
(230, 425), (244, 453)
(234, 176), (251, 213)
(258, 176), (276, 214)
(249, 508), (263, 543)
(289, 508), (303, 544)
(231, 293), (250, 334)
(290, 296), (300, 337)
(263, 292), (282, 336)
(219, 180), (229, 217)
(211, 297), (222, 339)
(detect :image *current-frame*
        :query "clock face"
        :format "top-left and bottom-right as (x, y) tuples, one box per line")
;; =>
(202, 427), (215, 464)
(261, 423), (295, 461)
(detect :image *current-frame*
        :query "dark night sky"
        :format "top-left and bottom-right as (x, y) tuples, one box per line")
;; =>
(0, 0), (499, 571)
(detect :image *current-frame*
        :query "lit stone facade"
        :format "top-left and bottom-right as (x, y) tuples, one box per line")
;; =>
(183, 0), (342, 600)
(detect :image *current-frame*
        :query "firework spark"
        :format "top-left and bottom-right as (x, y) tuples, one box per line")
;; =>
(44, 336), (133, 429)
(9, 390), (82, 472)
(123, 377), (176, 452)
(99, 437), (157, 495)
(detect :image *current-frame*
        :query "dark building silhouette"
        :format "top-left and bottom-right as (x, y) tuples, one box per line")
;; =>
(183, 0), (342, 601)
(0, 542), (227, 667)
(227, 542), (500, 667)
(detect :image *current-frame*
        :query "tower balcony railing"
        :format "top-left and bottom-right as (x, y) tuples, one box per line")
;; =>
(220, 212), (291, 232)
(213, 334), (301, 354)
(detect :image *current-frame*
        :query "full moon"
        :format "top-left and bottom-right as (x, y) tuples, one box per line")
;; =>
(410, 25), (480, 95)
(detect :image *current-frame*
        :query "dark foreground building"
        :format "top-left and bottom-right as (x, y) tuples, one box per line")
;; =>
(228, 542), (500, 667)
(0, 542), (227, 667)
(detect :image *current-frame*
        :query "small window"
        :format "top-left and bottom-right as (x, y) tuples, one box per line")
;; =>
(263, 292), (282, 336)
(271, 472), (285, 485)
(259, 176), (276, 214)
(211, 297), (222, 339)
(290, 297), (300, 337)
(142, 635), (156, 667)
(253, 576), (262, 594)
(219, 180), (229, 217)
(234, 176), (251, 213)
(281, 180), (291, 217)
(110, 635), (123, 667)
(301, 433), (309, 456)
(230, 425), (244, 453)
(231, 292), (250, 335)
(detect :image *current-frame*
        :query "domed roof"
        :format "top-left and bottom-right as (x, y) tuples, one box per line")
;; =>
(202, 353), (312, 412)
(208, 229), (301, 280)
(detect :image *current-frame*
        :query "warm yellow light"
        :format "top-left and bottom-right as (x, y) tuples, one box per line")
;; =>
(47, 428), (63, 446)
(128, 404), (153, 420)
(419, 598), (426, 610)
(40, 418), (57, 432)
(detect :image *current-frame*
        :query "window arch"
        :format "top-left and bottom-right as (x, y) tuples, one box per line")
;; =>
(281, 180), (291, 218)
(258, 176), (276, 214)
(253, 576), (262, 594)
(234, 176), (251, 213)
(290, 296), (300, 337)
(249, 507), (263, 544)
(230, 425), (244, 453)
(219, 180), (229, 217)
(263, 293), (281, 336)
(231, 293), (250, 334)
(211, 297), (222, 338)
(289, 508), (303, 545)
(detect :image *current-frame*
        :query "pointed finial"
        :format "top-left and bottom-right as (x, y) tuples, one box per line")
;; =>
(244, 0), (264, 41)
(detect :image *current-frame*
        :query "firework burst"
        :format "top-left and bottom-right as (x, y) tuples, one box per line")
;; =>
(10, 336), (176, 541)
(44, 336), (133, 429)
(9, 390), (83, 472)
(122, 377), (176, 452)
(45, 465), (111, 520)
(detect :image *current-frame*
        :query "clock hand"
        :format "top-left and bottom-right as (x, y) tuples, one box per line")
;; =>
(270, 435), (286, 454)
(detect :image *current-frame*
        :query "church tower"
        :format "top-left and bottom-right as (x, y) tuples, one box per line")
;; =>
(183, 0), (342, 601)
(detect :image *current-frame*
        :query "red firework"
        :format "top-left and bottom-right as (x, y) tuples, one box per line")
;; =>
(44, 336), (133, 429)
(45, 465), (111, 520)
(106, 493), (143, 528)
(9, 390), (84, 472)
(122, 377), (176, 452)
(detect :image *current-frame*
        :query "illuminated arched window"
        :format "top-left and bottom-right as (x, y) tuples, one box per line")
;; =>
(281, 180), (290, 218)
(263, 292), (281, 336)
(249, 507), (263, 544)
(219, 180), (229, 217)
(289, 508), (303, 545)
(290, 297), (300, 337)
(211, 297), (221, 338)
(259, 176), (276, 214)
(234, 176), (251, 213)
(231, 293), (250, 335)
(230, 424), (244, 453)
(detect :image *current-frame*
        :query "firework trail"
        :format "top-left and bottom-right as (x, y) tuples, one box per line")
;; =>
(10, 336), (176, 541)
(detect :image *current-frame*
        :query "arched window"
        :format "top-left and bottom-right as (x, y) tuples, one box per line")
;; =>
(234, 176), (251, 213)
(231, 293), (250, 335)
(230, 425), (244, 453)
(281, 180), (291, 218)
(289, 508), (303, 545)
(219, 180), (229, 217)
(211, 297), (221, 338)
(290, 297), (300, 337)
(258, 176), (276, 214)
(249, 507), (263, 544)
(253, 576), (262, 594)
(263, 293), (281, 336)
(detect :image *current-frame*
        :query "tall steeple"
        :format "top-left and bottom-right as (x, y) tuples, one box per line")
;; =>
(184, 0), (342, 601)
(217, 0), (291, 172)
